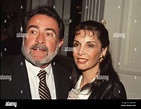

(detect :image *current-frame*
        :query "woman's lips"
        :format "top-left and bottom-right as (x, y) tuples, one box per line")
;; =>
(77, 58), (88, 64)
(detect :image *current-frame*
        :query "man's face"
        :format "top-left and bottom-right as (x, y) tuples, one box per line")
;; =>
(21, 14), (63, 68)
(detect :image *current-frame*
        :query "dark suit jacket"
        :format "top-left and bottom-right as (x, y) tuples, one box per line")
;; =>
(0, 54), (73, 99)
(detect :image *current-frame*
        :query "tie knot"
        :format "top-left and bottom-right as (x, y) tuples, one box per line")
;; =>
(37, 70), (47, 81)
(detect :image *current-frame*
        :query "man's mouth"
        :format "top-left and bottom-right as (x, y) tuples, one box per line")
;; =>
(33, 48), (46, 51)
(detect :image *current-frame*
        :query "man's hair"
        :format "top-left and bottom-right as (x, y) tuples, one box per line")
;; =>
(24, 5), (64, 40)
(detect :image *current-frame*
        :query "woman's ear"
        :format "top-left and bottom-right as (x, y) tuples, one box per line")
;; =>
(101, 46), (108, 57)
(99, 46), (108, 63)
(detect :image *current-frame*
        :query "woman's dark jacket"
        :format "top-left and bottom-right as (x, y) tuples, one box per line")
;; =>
(88, 78), (127, 99)
(71, 66), (127, 99)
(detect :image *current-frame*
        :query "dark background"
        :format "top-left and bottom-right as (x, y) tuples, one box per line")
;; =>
(1, 0), (82, 58)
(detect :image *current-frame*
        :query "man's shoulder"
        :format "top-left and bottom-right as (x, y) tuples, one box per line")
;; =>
(1, 54), (23, 71)
(52, 54), (73, 72)
(1, 54), (22, 62)
(53, 54), (73, 61)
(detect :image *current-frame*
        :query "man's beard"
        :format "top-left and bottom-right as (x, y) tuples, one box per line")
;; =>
(21, 42), (59, 67)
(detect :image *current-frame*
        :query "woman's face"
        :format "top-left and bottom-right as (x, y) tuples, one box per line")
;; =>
(73, 30), (103, 71)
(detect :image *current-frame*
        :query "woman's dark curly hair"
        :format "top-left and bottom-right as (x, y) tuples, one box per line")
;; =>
(71, 20), (119, 88)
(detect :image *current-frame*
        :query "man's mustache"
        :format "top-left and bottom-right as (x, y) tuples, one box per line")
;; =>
(30, 44), (48, 52)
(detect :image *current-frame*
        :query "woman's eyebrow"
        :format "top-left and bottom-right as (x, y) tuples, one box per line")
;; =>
(86, 41), (96, 43)
(73, 40), (80, 43)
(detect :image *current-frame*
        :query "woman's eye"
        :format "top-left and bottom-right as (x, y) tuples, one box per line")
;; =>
(73, 43), (79, 47)
(88, 44), (95, 48)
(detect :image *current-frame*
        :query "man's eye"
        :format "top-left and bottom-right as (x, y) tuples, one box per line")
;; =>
(46, 33), (54, 37)
(45, 31), (56, 39)
(31, 30), (36, 34)
(28, 30), (37, 35)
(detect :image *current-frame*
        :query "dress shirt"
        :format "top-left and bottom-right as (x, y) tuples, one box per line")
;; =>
(25, 59), (56, 99)
(68, 75), (91, 99)
(68, 74), (99, 99)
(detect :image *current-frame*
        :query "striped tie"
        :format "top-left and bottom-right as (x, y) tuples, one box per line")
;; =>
(37, 70), (51, 100)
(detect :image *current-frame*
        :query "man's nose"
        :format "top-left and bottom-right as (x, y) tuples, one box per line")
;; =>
(35, 33), (45, 44)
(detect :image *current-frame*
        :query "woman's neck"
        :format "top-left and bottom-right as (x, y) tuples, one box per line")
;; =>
(80, 66), (100, 88)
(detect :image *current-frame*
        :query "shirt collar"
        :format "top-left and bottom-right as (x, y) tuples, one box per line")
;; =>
(25, 59), (52, 77)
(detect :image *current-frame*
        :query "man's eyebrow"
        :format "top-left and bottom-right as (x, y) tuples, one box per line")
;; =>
(27, 25), (39, 30)
(27, 26), (56, 34)
(45, 28), (55, 33)
(45, 28), (57, 36)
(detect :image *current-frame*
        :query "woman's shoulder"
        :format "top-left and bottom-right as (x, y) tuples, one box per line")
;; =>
(100, 79), (127, 99)
(105, 79), (124, 87)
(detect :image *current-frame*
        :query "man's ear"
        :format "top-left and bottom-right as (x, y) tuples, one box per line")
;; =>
(58, 39), (64, 48)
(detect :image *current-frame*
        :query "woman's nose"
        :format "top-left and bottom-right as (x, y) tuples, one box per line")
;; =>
(77, 46), (86, 55)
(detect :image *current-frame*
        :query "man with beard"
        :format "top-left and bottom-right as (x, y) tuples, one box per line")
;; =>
(0, 5), (73, 99)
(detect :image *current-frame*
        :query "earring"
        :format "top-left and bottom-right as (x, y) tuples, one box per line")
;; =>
(100, 55), (105, 63)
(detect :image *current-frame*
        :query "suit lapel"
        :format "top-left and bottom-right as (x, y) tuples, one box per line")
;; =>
(52, 61), (71, 99)
(52, 62), (64, 99)
(12, 54), (31, 99)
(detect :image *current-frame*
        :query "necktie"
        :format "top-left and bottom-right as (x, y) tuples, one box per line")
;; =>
(37, 70), (51, 100)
